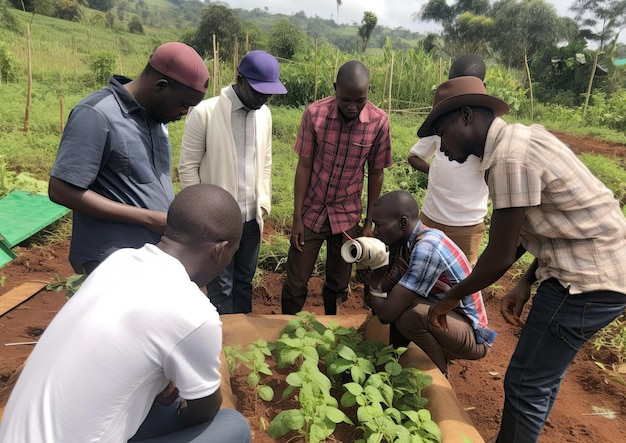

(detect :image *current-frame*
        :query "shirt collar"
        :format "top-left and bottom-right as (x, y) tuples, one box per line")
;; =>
(406, 220), (425, 247)
(327, 97), (371, 124)
(479, 117), (507, 172)
(110, 75), (142, 115)
(225, 85), (249, 112)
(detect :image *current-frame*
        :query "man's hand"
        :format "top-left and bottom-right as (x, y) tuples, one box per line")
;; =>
(500, 283), (531, 327)
(155, 382), (179, 406)
(290, 218), (305, 252)
(361, 220), (374, 237)
(428, 297), (459, 331)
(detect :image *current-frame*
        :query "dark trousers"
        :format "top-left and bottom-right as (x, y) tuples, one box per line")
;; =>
(281, 219), (360, 315)
(129, 398), (250, 442)
(496, 278), (626, 443)
(206, 220), (260, 314)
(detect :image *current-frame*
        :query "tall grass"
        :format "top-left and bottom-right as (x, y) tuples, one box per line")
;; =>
(2, 9), (626, 276)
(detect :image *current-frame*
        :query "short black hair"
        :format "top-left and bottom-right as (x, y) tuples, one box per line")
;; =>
(336, 60), (370, 84)
(165, 184), (242, 247)
(449, 54), (486, 81)
(375, 190), (420, 220)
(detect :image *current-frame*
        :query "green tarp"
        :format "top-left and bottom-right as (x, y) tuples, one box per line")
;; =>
(0, 191), (69, 268)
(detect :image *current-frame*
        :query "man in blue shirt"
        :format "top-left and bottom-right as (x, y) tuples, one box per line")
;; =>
(368, 190), (496, 376)
(49, 42), (209, 274)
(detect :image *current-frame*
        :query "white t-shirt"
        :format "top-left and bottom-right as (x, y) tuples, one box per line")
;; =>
(0, 244), (222, 443)
(410, 135), (489, 226)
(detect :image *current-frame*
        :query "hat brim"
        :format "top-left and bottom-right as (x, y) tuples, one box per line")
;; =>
(417, 93), (509, 138)
(248, 79), (287, 95)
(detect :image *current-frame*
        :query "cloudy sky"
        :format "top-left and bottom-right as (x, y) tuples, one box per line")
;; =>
(221, 0), (576, 35)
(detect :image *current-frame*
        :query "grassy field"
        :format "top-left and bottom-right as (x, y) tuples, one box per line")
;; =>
(1, 8), (626, 269)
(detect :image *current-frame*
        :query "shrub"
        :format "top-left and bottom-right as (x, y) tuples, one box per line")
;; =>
(128, 16), (144, 35)
(0, 44), (18, 82)
(89, 50), (117, 85)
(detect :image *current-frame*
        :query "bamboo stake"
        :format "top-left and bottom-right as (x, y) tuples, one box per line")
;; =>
(524, 52), (534, 122)
(314, 38), (318, 101)
(233, 35), (239, 82)
(213, 34), (218, 97)
(59, 74), (64, 134)
(24, 23), (32, 133)
(388, 50), (394, 116)
(582, 49), (599, 124)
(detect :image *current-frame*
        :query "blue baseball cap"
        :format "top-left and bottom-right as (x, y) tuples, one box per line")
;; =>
(238, 50), (287, 95)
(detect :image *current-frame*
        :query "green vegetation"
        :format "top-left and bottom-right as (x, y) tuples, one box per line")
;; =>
(1, 0), (625, 369)
(593, 314), (626, 367)
(225, 312), (439, 443)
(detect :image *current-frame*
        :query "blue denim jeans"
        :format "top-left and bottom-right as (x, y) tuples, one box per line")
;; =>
(496, 278), (625, 443)
(206, 220), (260, 314)
(129, 400), (250, 443)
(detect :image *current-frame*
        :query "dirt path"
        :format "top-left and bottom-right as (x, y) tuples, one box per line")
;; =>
(1, 132), (625, 441)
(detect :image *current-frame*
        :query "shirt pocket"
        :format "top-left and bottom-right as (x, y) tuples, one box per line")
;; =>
(127, 143), (156, 184)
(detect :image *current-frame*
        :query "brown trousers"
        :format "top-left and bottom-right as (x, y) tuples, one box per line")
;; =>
(419, 212), (485, 267)
(393, 297), (489, 375)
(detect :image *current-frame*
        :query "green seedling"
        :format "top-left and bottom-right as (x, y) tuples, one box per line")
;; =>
(224, 340), (275, 408)
(328, 342), (376, 385)
(46, 273), (86, 298)
(234, 311), (440, 442)
(268, 359), (353, 443)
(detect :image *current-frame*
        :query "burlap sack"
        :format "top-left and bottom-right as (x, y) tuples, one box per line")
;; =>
(220, 313), (484, 443)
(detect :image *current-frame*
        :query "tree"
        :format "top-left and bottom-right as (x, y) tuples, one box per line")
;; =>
(194, 4), (242, 60)
(416, 0), (490, 29)
(241, 20), (268, 51)
(570, 0), (626, 51)
(54, 0), (84, 21)
(116, 0), (127, 21)
(128, 14), (143, 34)
(88, 0), (114, 13)
(489, 0), (578, 68)
(358, 11), (377, 52)
(414, 0), (492, 58)
(336, 0), (341, 25)
(531, 38), (613, 105)
(268, 19), (304, 60)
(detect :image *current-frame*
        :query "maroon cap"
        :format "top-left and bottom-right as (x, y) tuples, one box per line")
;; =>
(148, 42), (209, 94)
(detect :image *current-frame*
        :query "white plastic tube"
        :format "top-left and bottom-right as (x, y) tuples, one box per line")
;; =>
(341, 239), (363, 263)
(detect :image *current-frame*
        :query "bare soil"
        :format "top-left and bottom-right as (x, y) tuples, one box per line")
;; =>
(1, 131), (625, 442)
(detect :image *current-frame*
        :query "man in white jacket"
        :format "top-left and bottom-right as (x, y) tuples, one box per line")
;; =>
(179, 50), (287, 314)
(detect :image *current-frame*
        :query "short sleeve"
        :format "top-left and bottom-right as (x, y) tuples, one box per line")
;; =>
(398, 239), (447, 297)
(294, 107), (315, 158)
(51, 105), (111, 189)
(409, 136), (439, 160)
(368, 113), (393, 170)
(163, 318), (222, 401)
(488, 160), (542, 209)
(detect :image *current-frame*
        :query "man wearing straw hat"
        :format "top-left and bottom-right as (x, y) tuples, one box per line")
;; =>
(419, 76), (626, 443)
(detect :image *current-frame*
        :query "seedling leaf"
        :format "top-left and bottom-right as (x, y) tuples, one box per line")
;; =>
(258, 385), (274, 401)
(267, 409), (306, 438)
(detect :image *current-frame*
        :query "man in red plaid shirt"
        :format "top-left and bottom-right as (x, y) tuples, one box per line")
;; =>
(281, 60), (393, 315)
